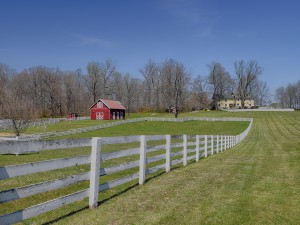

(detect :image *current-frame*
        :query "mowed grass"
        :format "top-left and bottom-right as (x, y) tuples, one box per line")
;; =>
(0, 114), (249, 224)
(46, 111), (299, 225)
(1, 110), (235, 136)
(1, 111), (300, 224)
(24, 112), (173, 135)
(54, 120), (249, 139)
(0, 119), (248, 166)
(25, 119), (114, 134)
(24, 111), (225, 135)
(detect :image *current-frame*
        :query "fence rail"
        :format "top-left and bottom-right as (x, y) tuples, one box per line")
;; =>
(0, 118), (253, 225)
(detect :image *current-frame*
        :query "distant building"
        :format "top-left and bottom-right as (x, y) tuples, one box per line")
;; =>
(218, 94), (254, 109)
(90, 99), (126, 120)
(67, 112), (79, 120)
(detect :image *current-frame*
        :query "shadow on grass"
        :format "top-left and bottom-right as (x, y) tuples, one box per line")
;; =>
(42, 163), (191, 224)
(43, 183), (138, 225)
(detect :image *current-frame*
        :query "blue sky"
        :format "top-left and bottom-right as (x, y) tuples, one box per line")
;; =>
(1, 0), (299, 95)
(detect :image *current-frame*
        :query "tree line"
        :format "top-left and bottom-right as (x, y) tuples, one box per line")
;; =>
(275, 81), (300, 109)
(1, 58), (270, 122)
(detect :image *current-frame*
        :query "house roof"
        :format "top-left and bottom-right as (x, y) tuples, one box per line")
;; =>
(215, 94), (253, 100)
(90, 99), (126, 110)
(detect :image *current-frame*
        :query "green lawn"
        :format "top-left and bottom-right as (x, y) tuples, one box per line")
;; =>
(52, 111), (300, 225)
(25, 112), (174, 134)
(25, 119), (114, 134)
(1, 111), (300, 224)
(54, 120), (249, 139)
(1, 110), (238, 136)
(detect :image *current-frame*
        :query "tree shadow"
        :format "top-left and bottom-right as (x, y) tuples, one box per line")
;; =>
(40, 163), (190, 224)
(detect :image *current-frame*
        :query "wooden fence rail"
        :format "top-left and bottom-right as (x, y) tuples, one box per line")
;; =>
(0, 118), (253, 225)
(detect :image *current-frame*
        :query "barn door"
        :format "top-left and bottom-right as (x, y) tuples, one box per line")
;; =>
(96, 112), (103, 120)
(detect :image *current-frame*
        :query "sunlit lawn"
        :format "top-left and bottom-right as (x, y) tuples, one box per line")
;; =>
(52, 111), (300, 225)
(1, 111), (299, 224)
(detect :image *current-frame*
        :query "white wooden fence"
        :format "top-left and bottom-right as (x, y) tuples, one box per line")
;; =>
(0, 118), (252, 225)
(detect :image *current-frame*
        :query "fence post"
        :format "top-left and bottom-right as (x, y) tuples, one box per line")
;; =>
(166, 135), (171, 172)
(228, 136), (230, 149)
(183, 135), (188, 166)
(195, 135), (200, 162)
(89, 137), (101, 208)
(204, 135), (208, 157)
(227, 136), (229, 148)
(227, 136), (231, 149)
(228, 136), (230, 148)
(216, 135), (219, 153)
(139, 135), (147, 185)
(224, 136), (227, 150)
(220, 135), (223, 152)
(211, 135), (214, 155)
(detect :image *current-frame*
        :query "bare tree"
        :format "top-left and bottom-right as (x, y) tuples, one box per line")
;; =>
(73, 69), (90, 114)
(161, 59), (190, 118)
(84, 62), (101, 103)
(41, 68), (64, 117)
(123, 74), (139, 116)
(208, 62), (229, 109)
(285, 83), (297, 108)
(275, 86), (286, 108)
(26, 68), (43, 112)
(296, 81), (300, 109)
(0, 64), (14, 112)
(190, 75), (209, 110)
(26, 66), (50, 116)
(2, 99), (35, 137)
(63, 72), (78, 113)
(84, 59), (117, 103)
(111, 72), (124, 101)
(275, 81), (300, 109)
(234, 60), (262, 108)
(140, 60), (162, 111)
(99, 59), (116, 99)
(62, 69), (87, 115)
(1, 79), (36, 137)
(253, 80), (271, 107)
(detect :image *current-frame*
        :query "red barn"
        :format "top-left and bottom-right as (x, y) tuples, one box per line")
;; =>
(90, 99), (126, 120)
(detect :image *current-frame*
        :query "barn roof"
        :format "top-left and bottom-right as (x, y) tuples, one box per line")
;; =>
(90, 99), (126, 110)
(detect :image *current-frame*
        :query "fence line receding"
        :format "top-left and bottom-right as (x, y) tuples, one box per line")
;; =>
(0, 118), (253, 225)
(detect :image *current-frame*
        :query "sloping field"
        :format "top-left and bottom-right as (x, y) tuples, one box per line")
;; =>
(50, 111), (300, 225)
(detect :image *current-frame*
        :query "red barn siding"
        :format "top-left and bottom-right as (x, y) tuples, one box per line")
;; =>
(90, 99), (125, 120)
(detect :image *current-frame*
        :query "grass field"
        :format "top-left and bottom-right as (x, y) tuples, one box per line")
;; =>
(1, 110), (300, 224)
(53, 111), (300, 225)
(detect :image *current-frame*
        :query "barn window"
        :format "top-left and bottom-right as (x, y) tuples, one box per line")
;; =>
(97, 102), (103, 108)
